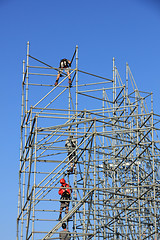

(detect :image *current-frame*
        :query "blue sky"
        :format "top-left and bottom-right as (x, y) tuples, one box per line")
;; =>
(0, 0), (160, 239)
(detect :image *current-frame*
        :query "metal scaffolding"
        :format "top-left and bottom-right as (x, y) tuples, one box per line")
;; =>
(17, 42), (160, 240)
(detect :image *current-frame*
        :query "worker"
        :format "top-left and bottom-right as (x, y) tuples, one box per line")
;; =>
(65, 136), (77, 173)
(58, 178), (72, 221)
(55, 58), (72, 87)
(59, 222), (71, 240)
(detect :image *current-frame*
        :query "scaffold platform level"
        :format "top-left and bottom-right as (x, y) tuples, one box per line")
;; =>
(17, 42), (160, 240)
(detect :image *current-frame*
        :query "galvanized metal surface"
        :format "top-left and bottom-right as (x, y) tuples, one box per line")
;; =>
(17, 43), (160, 240)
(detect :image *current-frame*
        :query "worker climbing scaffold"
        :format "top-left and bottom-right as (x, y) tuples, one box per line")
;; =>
(65, 135), (77, 174)
(59, 223), (71, 240)
(58, 178), (72, 221)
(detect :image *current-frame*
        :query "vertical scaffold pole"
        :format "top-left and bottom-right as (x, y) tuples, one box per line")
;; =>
(26, 41), (29, 115)
(102, 88), (106, 239)
(151, 107), (157, 240)
(112, 57), (116, 239)
(135, 89), (141, 239)
(31, 116), (38, 240)
(73, 45), (78, 239)
(17, 59), (26, 240)
(94, 120), (96, 240)
(83, 110), (86, 240)
(76, 45), (78, 115)
(20, 42), (30, 240)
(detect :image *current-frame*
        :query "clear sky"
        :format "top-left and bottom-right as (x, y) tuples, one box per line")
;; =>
(0, 0), (160, 239)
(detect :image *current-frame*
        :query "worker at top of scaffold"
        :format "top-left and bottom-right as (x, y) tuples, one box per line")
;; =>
(55, 58), (72, 87)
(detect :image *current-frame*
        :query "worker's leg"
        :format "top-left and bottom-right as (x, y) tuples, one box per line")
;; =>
(58, 207), (62, 220)
(70, 161), (74, 172)
(66, 203), (72, 221)
(59, 207), (63, 215)
(67, 71), (71, 81)
(64, 68), (71, 86)
(67, 72), (72, 87)
(65, 206), (69, 214)
(55, 73), (60, 86)
(67, 155), (74, 173)
(55, 68), (63, 86)
(56, 73), (60, 81)
(58, 202), (64, 221)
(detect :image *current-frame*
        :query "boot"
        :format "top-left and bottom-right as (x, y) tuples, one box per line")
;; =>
(58, 214), (62, 221)
(68, 79), (72, 87)
(67, 215), (72, 221)
(55, 80), (58, 86)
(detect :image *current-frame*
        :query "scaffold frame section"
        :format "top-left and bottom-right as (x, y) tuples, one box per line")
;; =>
(17, 42), (160, 240)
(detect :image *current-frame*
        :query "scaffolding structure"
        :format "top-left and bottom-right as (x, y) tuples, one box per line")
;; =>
(17, 42), (160, 240)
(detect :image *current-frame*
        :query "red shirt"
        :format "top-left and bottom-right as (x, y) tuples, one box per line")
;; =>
(58, 183), (72, 196)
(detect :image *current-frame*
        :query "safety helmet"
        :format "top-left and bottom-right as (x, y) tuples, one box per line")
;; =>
(60, 178), (65, 184)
